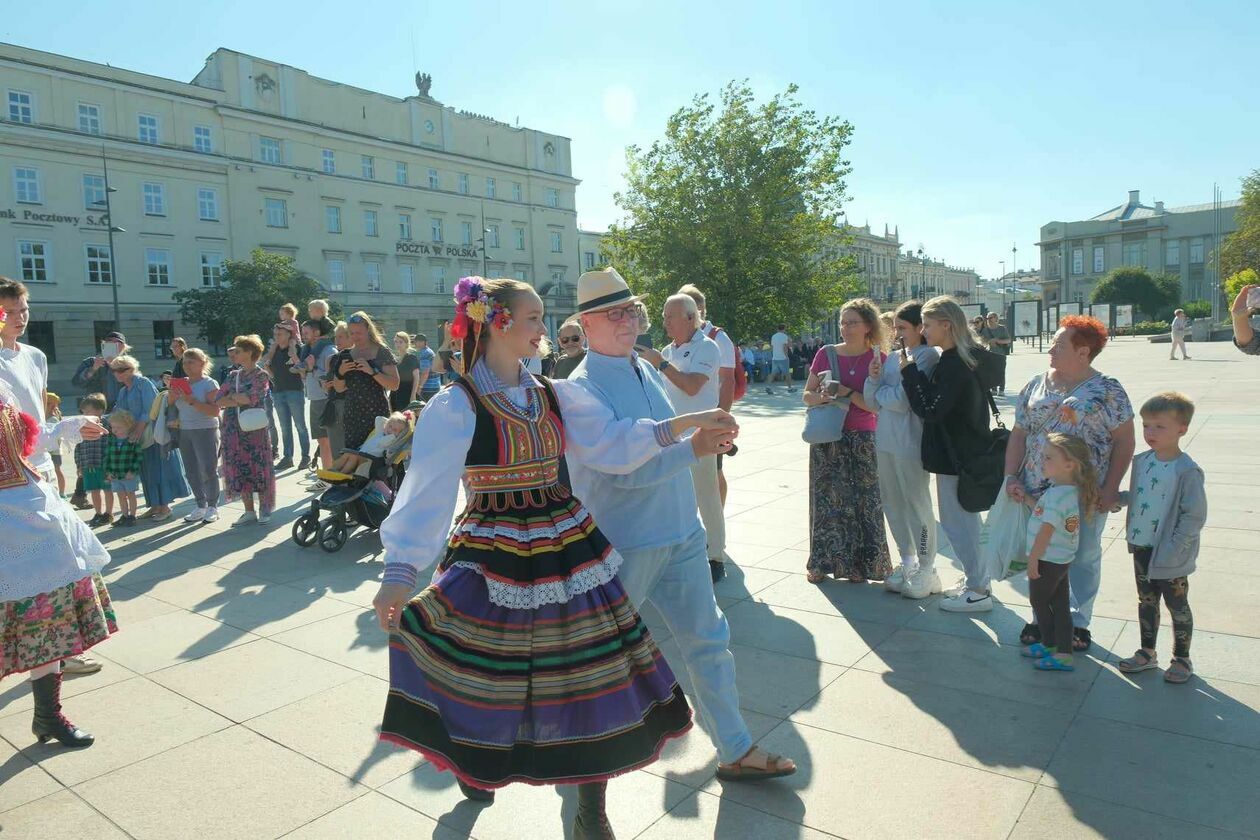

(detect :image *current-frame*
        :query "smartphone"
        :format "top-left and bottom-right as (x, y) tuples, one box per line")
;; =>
(101, 342), (120, 360)
(824, 380), (842, 397)
(1248, 287), (1260, 310)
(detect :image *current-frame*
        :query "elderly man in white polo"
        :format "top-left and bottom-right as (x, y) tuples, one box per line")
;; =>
(636, 294), (727, 583)
(565, 267), (797, 785)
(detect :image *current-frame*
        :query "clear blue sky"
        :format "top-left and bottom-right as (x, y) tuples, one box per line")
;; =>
(6, 0), (1257, 278)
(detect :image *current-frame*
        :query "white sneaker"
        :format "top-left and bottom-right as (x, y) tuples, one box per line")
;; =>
(939, 589), (994, 612)
(308, 480), (329, 492)
(257, 512), (272, 524)
(184, 507), (208, 523)
(204, 507), (220, 523)
(884, 566), (912, 594)
(902, 568), (943, 600)
(231, 511), (258, 527)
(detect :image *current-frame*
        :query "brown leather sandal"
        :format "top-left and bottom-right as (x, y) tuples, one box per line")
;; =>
(716, 747), (797, 781)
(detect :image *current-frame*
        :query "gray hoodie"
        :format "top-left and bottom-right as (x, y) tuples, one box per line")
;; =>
(1123, 450), (1207, 579)
(863, 344), (940, 457)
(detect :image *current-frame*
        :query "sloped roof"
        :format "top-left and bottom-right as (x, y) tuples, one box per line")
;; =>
(1090, 198), (1240, 221)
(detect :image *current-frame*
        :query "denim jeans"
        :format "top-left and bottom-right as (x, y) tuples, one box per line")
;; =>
(270, 389), (309, 459)
(616, 527), (752, 764)
(1069, 507), (1109, 629)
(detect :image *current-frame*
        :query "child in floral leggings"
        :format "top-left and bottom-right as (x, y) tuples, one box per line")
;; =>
(1118, 392), (1207, 685)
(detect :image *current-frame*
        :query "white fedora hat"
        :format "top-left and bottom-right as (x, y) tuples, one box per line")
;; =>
(576, 267), (646, 314)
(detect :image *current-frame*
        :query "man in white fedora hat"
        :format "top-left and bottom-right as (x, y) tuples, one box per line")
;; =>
(563, 266), (797, 783)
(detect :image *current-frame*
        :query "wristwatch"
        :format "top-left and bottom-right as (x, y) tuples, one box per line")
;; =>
(658, 359), (671, 372)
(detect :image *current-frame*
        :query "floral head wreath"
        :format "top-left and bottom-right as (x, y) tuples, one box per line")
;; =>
(450, 276), (513, 343)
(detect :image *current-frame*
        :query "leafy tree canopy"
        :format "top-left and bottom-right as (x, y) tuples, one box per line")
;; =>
(1221, 169), (1260, 278)
(1089, 266), (1180, 321)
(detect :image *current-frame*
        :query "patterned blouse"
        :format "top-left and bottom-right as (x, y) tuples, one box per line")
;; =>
(1014, 371), (1133, 497)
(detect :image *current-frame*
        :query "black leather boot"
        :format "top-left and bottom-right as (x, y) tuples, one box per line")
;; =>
(573, 781), (615, 839)
(31, 671), (94, 748)
(457, 778), (494, 802)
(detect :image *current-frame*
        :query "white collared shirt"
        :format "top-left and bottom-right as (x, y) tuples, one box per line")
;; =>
(660, 328), (720, 415)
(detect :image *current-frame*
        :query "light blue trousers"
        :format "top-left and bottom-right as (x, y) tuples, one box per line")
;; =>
(616, 527), (753, 764)
(1069, 507), (1108, 629)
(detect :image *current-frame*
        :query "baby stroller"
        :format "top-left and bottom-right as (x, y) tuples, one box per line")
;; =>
(292, 419), (414, 552)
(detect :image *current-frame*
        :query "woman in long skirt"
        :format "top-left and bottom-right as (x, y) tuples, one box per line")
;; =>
(0, 381), (116, 747)
(374, 278), (737, 839)
(802, 298), (893, 583)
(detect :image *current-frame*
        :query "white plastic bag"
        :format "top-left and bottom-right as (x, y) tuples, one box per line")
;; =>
(979, 489), (1031, 581)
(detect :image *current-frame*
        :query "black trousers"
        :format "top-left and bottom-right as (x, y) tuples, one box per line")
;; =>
(1029, 560), (1072, 654)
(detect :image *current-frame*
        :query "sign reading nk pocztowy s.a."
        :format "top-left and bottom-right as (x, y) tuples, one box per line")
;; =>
(0, 208), (110, 227)
(395, 241), (483, 258)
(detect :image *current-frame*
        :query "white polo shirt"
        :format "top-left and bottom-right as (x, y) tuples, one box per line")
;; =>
(701, 320), (737, 370)
(661, 328), (720, 415)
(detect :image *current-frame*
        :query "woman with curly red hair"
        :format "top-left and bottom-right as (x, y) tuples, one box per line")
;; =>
(1004, 315), (1135, 652)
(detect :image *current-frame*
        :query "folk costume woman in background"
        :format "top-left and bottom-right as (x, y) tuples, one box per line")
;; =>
(373, 277), (738, 839)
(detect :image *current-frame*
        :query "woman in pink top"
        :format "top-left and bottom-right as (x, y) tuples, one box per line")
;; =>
(802, 298), (893, 583)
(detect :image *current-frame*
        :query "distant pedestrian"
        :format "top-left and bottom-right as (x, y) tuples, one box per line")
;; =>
(1169, 308), (1190, 360)
(551, 318), (587, 379)
(209, 335), (276, 526)
(111, 354), (189, 522)
(767, 324), (793, 392)
(170, 348), (221, 524)
(982, 312), (1012, 394)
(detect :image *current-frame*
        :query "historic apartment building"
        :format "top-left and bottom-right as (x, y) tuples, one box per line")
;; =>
(0, 43), (582, 387)
(1038, 189), (1239, 307)
(895, 250), (980, 302)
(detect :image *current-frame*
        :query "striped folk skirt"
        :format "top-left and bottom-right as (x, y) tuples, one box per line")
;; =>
(381, 488), (692, 789)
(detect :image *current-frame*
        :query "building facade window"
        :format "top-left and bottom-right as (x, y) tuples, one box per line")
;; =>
(400, 264), (415, 294)
(137, 114), (159, 144)
(1071, 248), (1083, 275)
(430, 217), (443, 242)
(487, 224), (500, 248)
(458, 173), (469, 195)
(153, 321), (175, 359)
(1166, 240), (1181, 265)
(17, 240), (50, 283)
(325, 205), (342, 233)
(193, 125), (213, 153)
(545, 188), (559, 208)
(431, 265), (446, 293)
(460, 221), (473, 246)
(259, 136), (282, 164)
(77, 103), (101, 135)
(1122, 241), (1146, 266)
(398, 213), (412, 240)
(513, 269), (527, 282)
(327, 259), (346, 291)
(364, 209), (379, 237)
(1189, 238), (1205, 264)
(486, 177), (496, 198)
(85, 244), (112, 284)
(361, 155), (375, 179)
(7, 90), (34, 124)
(265, 197), (287, 228)
(550, 231), (562, 253)
(13, 167), (40, 204)
(1092, 245), (1104, 273)
(396, 161), (408, 185)
(199, 251), (224, 287)
(142, 182), (165, 216)
(551, 270), (565, 285)
(82, 174), (106, 210)
(512, 182), (522, 202)
(514, 227), (526, 250)
(427, 168), (439, 189)
(26, 321), (55, 363)
(584, 251), (596, 270)
(144, 248), (172, 286)
(322, 149), (336, 174)
(365, 260), (382, 292)
(197, 187), (219, 221)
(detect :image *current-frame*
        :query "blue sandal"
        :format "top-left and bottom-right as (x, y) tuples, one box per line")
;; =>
(1034, 656), (1075, 672)
(1021, 643), (1055, 659)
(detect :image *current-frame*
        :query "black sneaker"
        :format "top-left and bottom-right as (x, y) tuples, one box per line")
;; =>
(297, 456), (310, 471)
(709, 560), (726, 583)
(87, 513), (103, 526)
(276, 457), (295, 470)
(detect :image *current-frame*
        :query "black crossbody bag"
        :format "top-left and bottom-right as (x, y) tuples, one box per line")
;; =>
(941, 365), (1009, 513)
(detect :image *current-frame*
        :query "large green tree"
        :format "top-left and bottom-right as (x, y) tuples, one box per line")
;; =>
(173, 249), (340, 347)
(603, 82), (860, 342)
(1089, 266), (1181, 321)
(1221, 169), (1260, 278)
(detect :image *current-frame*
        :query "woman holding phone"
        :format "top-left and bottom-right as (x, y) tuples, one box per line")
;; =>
(333, 312), (400, 449)
(802, 298), (892, 584)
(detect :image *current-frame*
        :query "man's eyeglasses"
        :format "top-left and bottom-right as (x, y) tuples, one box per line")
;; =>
(597, 305), (639, 322)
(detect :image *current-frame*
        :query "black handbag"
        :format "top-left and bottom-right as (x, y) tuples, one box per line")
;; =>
(943, 372), (1009, 513)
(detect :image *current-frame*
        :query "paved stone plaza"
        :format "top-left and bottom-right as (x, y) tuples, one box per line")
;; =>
(1, 336), (1257, 839)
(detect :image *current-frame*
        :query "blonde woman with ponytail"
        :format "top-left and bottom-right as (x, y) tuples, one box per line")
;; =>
(900, 296), (998, 612)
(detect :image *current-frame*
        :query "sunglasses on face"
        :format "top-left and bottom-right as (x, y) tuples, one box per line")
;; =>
(559, 335), (582, 344)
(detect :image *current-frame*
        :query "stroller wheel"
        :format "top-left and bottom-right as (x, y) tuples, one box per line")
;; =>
(292, 513), (319, 547)
(318, 520), (349, 553)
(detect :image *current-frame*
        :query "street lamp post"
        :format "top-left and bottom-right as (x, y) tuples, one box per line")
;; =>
(95, 146), (124, 329)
